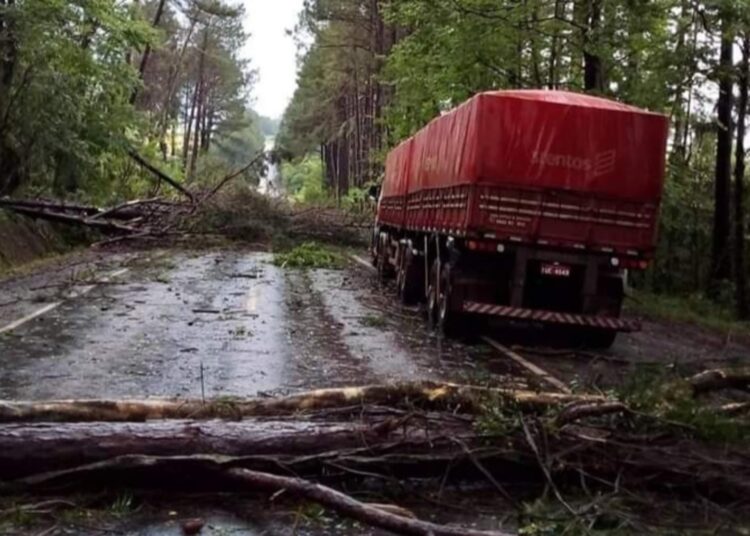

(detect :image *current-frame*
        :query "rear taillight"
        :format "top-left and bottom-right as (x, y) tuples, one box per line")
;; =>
(621, 258), (650, 270)
(466, 240), (504, 253)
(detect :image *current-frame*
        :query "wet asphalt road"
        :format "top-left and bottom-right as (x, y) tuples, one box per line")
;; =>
(0, 249), (480, 400)
(2, 246), (748, 402)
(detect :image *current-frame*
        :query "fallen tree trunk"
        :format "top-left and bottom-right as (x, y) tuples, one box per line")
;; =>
(4, 420), (749, 503)
(690, 368), (750, 395)
(0, 197), (101, 215)
(5, 206), (139, 234)
(0, 382), (606, 422)
(0, 417), (466, 479)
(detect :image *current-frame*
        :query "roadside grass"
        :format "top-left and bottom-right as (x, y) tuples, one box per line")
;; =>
(0, 249), (86, 281)
(358, 314), (388, 329)
(625, 289), (750, 336)
(272, 241), (346, 269)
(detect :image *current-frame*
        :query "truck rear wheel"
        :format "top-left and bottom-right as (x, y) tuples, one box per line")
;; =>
(425, 260), (440, 330)
(426, 255), (466, 338)
(397, 247), (422, 304)
(376, 233), (394, 282)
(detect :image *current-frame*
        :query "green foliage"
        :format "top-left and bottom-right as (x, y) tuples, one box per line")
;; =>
(617, 368), (750, 443)
(282, 154), (327, 204)
(382, 0), (679, 139)
(108, 492), (135, 516)
(0, 0), (257, 203)
(475, 395), (528, 437)
(627, 289), (750, 335)
(359, 314), (387, 328)
(0, 0), (152, 198)
(273, 242), (344, 269)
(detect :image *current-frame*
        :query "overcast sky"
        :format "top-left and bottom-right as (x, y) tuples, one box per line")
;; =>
(241, 0), (304, 120)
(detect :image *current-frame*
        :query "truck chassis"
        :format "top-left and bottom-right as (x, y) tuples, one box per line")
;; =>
(373, 226), (636, 348)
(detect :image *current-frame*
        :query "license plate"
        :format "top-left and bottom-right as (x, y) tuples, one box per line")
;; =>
(540, 263), (571, 277)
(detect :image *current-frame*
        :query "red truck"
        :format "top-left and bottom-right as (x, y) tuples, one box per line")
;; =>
(373, 90), (669, 347)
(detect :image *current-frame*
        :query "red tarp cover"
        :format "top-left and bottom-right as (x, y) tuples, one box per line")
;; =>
(382, 138), (413, 198)
(405, 90), (669, 202)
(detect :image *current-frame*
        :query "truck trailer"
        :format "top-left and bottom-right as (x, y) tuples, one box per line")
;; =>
(372, 90), (669, 347)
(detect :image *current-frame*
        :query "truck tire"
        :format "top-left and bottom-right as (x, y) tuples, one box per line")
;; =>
(397, 247), (422, 304)
(376, 234), (394, 282)
(437, 263), (464, 338)
(425, 259), (440, 330)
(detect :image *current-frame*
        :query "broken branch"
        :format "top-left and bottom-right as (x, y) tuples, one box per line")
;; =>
(227, 467), (513, 536)
(128, 150), (194, 202)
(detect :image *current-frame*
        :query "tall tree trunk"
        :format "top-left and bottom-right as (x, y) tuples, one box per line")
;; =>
(189, 79), (203, 181)
(0, 0), (21, 195)
(582, 0), (604, 92)
(711, 12), (734, 290)
(186, 29), (208, 178)
(182, 84), (198, 170)
(734, 35), (749, 318)
(130, 0), (167, 105)
(158, 18), (197, 144)
(547, 0), (563, 89)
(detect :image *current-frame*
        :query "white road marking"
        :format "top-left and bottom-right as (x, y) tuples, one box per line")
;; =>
(0, 267), (130, 335)
(482, 336), (571, 394)
(0, 302), (62, 335)
(350, 254), (376, 272)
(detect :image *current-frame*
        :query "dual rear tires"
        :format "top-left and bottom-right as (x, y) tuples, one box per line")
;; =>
(397, 246), (423, 305)
(425, 259), (464, 338)
(378, 234), (464, 338)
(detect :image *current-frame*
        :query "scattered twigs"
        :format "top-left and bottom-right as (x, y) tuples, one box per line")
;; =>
(520, 417), (579, 516)
(86, 198), (161, 222)
(197, 152), (266, 207)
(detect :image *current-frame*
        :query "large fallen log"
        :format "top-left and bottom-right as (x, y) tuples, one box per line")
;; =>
(0, 417), (469, 479)
(0, 382), (606, 422)
(4, 419), (748, 503)
(690, 368), (750, 395)
(6, 205), (139, 234)
(0, 197), (100, 215)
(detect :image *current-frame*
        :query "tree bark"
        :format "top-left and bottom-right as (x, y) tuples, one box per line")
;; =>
(0, 418), (433, 479)
(735, 35), (749, 318)
(582, 0), (604, 92)
(0, 382), (605, 423)
(130, 0), (168, 105)
(188, 30), (208, 181)
(227, 468), (512, 536)
(711, 11), (734, 289)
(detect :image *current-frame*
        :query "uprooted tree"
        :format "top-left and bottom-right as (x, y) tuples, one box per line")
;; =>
(0, 374), (748, 535)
